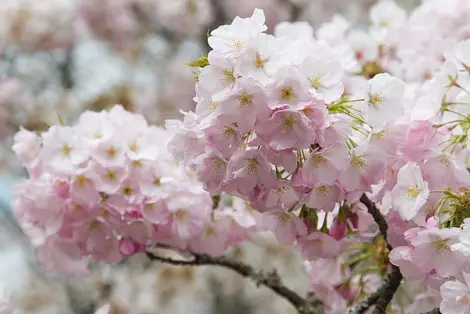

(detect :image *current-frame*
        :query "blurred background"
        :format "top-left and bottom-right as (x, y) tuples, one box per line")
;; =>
(0, 0), (419, 313)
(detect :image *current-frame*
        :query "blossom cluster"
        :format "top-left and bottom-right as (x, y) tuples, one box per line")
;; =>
(166, 6), (470, 314)
(12, 105), (258, 275)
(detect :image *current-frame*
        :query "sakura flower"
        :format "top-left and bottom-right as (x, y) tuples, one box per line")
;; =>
(411, 228), (466, 277)
(359, 73), (405, 129)
(263, 180), (299, 211)
(338, 144), (387, 192)
(191, 149), (228, 194)
(198, 51), (239, 102)
(217, 78), (269, 133)
(255, 108), (314, 150)
(166, 191), (211, 240)
(236, 33), (281, 84)
(422, 153), (470, 190)
(306, 183), (344, 212)
(12, 127), (41, 170)
(262, 210), (307, 245)
(440, 273), (470, 314)
(347, 30), (379, 64)
(76, 110), (114, 146)
(190, 219), (230, 256)
(391, 162), (430, 221)
(40, 126), (91, 174)
(267, 67), (312, 109)
(203, 118), (243, 158)
(298, 232), (340, 260)
(225, 149), (276, 197)
(92, 136), (126, 167)
(389, 246), (427, 280)
(89, 162), (129, 195)
(299, 55), (344, 103)
(402, 120), (442, 161)
(208, 8), (267, 58)
(302, 144), (348, 185)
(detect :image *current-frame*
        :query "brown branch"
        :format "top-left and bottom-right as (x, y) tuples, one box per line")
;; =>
(146, 251), (323, 314)
(422, 309), (441, 314)
(351, 195), (403, 314)
(360, 194), (392, 251)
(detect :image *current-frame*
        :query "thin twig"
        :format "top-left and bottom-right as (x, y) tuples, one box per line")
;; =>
(351, 195), (403, 314)
(146, 251), (323, 314)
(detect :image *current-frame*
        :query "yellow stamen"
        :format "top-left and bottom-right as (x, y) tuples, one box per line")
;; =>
(281, 87), (294, 101)
(282, 114), (296, 130)
(311, 75), (322, 89)
(351, 156), (366, 170)
(405, 184), (420, 198)
(311, 155), (326, 167)
(316, 185), (330, 197)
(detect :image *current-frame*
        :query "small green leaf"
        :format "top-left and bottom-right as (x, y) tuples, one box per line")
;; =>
(187, 54), (209, 68)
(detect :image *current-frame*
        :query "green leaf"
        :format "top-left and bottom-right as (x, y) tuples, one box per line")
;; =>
(187, 54), (209, 68)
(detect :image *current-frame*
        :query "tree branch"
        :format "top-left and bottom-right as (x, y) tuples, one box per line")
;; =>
(360, 194), (392, 251)
(422, 309), (441, 314)
(351, 195), (403, 314)
(146, 251), (323, 314)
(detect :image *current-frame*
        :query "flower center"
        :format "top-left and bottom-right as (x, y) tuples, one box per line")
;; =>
(311, 154), (327, 167)
(205, 226), (217, 237)
(376, 129), (389, 140)
(122, 186), (133, 196)
(213, 158), (226, 172)
(61, 144), (71, 156)
(275, 185), (290, 194)
(369, 93), (384, 105)
(238, 91), (253, 108)
(208, 101), (217, 111)
(106, 146), (118, 158)
(232, 40), (244, 51)
(432, 238), (450, 253)
(311, 75), (322, 89)
(405, 184), (420, 198)
(247, 158), (259, 175)
(311, 238), (324, 247)
(282, 114), (296, 130)
(222, 69), (235, 85)
(175, 209), (188, 221)
(223, 127), (236, 138)
(281, 87), (295, 101)
(277, 213), (292, 226)
(254, 53), (266, 68)
(439, 155), (451, 167)
(351, 156), (366, 170)
(129, 141), (138, 152)
(458, 295), (470, 304)
(76, 175), (88, 187)
(316, 185), (330, 197)
(105, 170), (116, 181)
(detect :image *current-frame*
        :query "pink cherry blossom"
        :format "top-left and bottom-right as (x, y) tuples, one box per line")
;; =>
(298, 232), (340, 260)
(391, 161), (430, 221)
